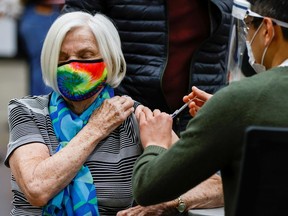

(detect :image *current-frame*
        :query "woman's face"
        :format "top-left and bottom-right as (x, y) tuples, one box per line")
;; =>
(57, 26), (107, 105)
(59, 26), (101, 63)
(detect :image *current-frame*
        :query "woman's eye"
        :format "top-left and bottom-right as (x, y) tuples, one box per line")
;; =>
(81, 56), (91, 59)
(80, 51), (98, 59)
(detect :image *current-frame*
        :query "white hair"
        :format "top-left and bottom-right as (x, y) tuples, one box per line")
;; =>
(41, 11), (126, 93)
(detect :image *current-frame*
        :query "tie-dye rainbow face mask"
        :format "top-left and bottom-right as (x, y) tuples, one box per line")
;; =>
(57, 59), (107, 101)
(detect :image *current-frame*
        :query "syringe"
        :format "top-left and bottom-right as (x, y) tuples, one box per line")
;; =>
(170, 101), (190, 119)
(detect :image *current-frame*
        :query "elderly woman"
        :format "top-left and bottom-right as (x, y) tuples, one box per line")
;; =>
(5, 11), (141, 215)
(5, 11), (223, 216)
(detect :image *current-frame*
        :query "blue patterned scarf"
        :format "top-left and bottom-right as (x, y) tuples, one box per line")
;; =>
(42, 85), (114, 216)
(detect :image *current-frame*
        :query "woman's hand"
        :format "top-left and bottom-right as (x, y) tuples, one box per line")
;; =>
(88, 96), (135, 139)
(183, 86), (213, 117)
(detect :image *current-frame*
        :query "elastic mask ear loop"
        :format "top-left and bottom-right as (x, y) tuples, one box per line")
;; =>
(249, 22), (264, 46)
(260, 26), (275, 65)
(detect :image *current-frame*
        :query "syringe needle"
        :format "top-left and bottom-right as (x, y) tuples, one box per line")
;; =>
(170, 101), (189, 119)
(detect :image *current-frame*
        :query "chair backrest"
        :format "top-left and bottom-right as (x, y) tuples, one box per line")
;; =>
(234, 126), (288, 216)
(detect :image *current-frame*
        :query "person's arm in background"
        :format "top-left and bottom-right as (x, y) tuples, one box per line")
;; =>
(117, 173), (223, 216)
(61, 0), (103, 14)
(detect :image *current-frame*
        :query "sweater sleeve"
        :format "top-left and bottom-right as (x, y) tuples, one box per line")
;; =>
(132, 82), (249, 206)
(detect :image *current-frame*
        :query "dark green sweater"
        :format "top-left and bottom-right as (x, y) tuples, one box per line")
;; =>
(132, 66), (288, 216)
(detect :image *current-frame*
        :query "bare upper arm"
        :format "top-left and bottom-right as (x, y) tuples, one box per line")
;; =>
(9, 143), (50, 190)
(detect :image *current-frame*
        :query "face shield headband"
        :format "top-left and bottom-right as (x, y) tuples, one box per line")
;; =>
(246, 10), (288, 29)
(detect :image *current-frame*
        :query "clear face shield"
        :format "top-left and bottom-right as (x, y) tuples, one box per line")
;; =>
(227, 1), (288, 82)
(227, 0), (251, 83)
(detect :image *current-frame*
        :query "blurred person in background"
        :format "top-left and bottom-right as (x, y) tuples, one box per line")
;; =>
(0, 0), (22, 18)
(18, 0), (64, 95)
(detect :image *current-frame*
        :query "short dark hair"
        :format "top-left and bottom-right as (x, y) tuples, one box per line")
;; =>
(249, 0), (288, 40)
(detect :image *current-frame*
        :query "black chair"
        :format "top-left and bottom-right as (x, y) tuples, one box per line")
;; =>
(234, 126), (288, 216)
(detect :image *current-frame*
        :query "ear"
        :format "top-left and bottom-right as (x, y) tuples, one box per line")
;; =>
(262, 18), (275, 46)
